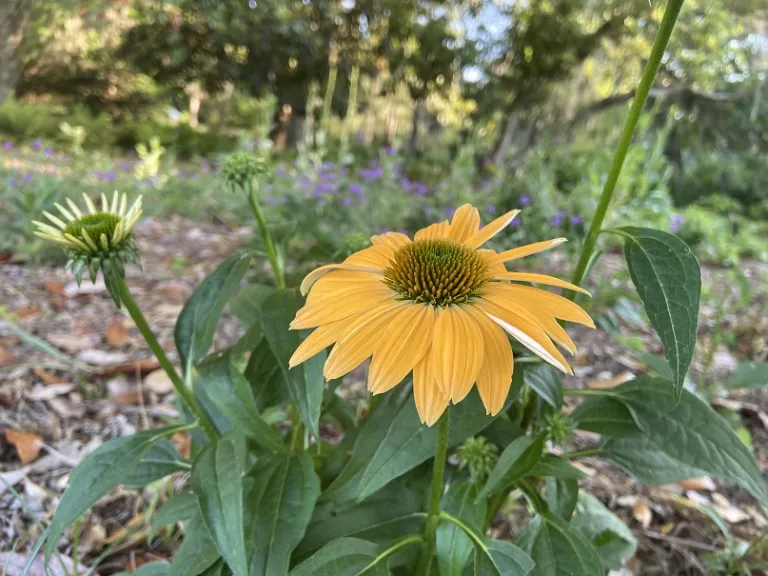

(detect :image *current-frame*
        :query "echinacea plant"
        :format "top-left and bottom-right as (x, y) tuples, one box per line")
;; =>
(27, 2), (768, 575)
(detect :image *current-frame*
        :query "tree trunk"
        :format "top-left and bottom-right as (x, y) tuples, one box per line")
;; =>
(408, 100), (425, 154)
(490, 112), (519, 166)
(185, 82), (204, 128)
(285, 113), (305, 149)
(0, 0), (32, 105)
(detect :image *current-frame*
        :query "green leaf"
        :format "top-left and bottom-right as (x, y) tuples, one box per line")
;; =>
(729, 362), (768, 389)
(476, 435), (544, 502)
(571, 492), (637, 571)
(45, 427), (178, 561)
(515, 514), (603, 576)
(436, 481), (486, 576)
(545, 478), (578, 520)
(289, 538), (387, 576)
(197, 351), (285, 452)
(524, 364), (562, 409)
(231, 322), (263, 357)
(473, 538), (536, 576)
(123, 439), (187, 488)
(244, 338), (291, 411)
(321, 388), (410, 503)
(570, 396), (640, 437)
(259, 289), (325, 438)
(191, 433), (249, 576)
(296, 468), (428, 561)
(168, 504), (221, 576)
(113, 562), (170, 576)
(229, 283), (274, 328)
(615, 227), (701, 401)
(149, 492), (199, 543)
(602, 435), (708, 484)
(356, 371), (522, 501)
(598, 378), (768, 507)
(246, 451), (321, 576)
(175, 252), (251, 374)
(529, 455), (588, 480)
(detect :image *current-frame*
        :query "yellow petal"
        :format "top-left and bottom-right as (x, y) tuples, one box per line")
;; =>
(291, 284), (394, 329)
(368, 304), (435, 394)
(466, 306), (514, 415)
(307, 271), (385, 303)
(300, 263), (382, 295)
(447, 204), (481, 243)
(476, 299), (571, 374)
(485, 238), (568, 266)
(414, 220), (450, 240)
(465, 210), (520, 249)
(481, 285), (576, 354)
(324, 302), (408, 380)
(413, 352), (449, 426)
(495, 284), (595, 328)
(478, 249), (507, 276)
(493, 272), (590, 295)
(370, 232), (410, 253)
(346, 244), (395, 268)
(289, 321), (343, 368)
(431, 305), (485, 403)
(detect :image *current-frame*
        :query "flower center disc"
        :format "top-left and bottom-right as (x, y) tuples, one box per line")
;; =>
(384, 239), (489, 307)
(64, 213), (121, 242)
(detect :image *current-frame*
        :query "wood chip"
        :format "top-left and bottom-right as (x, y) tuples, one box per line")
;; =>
(0, 345), (18, 367)
(677, 477), (717, 491)
(77, 349), (130, 365)
(43, 279), (66, 296)
(98, 358), (161, 377)
(587, 370), (635, 389)
(26, 383), (75, 401)
(106, 317), (131, 348)
(632, 499), (653, 528)
(47, 332), (100, 353)
(33, 367), (66, 385)
(5, 429), (44, 464)
(63, 279), (106, 298)
(711, 493), (750, 523)
(144, 369), (174, 395)
(0, 466), (30, 496)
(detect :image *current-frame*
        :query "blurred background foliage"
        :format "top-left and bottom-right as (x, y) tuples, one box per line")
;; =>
(1, 0), (767, 266)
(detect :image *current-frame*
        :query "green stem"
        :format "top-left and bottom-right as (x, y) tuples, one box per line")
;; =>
(365, 535), (424, 570)
(517, 479), (547, 514)
(416, 409), (451, 576)
(567, 0), (686, 299)
(563, 388), (614, 398)
(117, 279), (217, 441)
(247, 185), (286, 289)
(562, 447), (603, 460)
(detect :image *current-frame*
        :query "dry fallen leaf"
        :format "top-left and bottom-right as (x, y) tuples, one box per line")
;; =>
(0, 467), (30, 496)
(5, 429), (43, 464)
(106, 317), (131, 348)
(144, 369), (174, 395)
(43, 278), (66, 296)
(99, 358), (161, 377)
(12, 304), (40, 319)
(632, 499), (653, 528)
(711, 493), (750, 524)
(172, 431), (191, 459)
(63, 279), (106, 298)
(0, 345), (18, 367)
(33, 367), (66, 385)
(26, 383), (75, 401)
(587, 370), (635, 389)
(47, 332), (101, 353)
(77, 349), (130, 365)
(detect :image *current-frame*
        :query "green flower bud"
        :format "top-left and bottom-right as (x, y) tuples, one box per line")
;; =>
(457, 436), (499, 484)
(221, 151), (267, 190)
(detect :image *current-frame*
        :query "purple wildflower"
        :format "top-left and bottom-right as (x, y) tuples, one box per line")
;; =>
(670, 214), (685, 233)
(104, 171), (117, 182)
(520, 194), (530, 206)
(511, 218), (521, 227)
(570, 215), (582, 225)
(120, 162), (132, 172)
(348, 183), (364, 196)
(342, 197), (353, 207)
(3, 141), (12, 150)
(22, 173), (33, 183)
(31, 139), (42, 151)
(384, 145), (396, 155)
(380, 227), (391, 234)
(444, 207), (456, 219)
(44, 147), (54, 157)
(359, 166), (383, 182)
(411, 181), (428, 196)
(313, 182), (335, 196)
(551, 214), (564, 227)
(8, 178), (19, 186)
(486, 205), (496, 214)
(275, 166), (287, 177)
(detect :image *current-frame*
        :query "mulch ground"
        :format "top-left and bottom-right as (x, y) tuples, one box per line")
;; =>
(1, 216), (766, 575)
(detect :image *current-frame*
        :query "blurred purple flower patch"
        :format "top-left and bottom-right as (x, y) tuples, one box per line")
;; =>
(670, 214), (685, 233)
(520, 194), (530, 206)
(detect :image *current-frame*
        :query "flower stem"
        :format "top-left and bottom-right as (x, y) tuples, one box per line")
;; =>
(247, 185), (286, 289)
(567, 0), (685, 298)
(117, 279), (217, 441)
(416, 409), (450, 576)
(562, 446), (603, 460)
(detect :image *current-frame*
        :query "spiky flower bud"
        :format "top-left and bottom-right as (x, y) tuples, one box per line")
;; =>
(220, 151), (267, 190)
(539, 412), (574, 448)
(33, 191), (142, 307)
(457, 436), (499, 485)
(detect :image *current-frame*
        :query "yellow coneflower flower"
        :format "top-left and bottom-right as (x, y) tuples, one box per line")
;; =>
(33, 191), (142, 255)
(289, 204), (594, 426)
